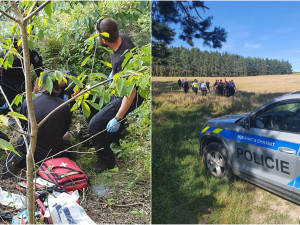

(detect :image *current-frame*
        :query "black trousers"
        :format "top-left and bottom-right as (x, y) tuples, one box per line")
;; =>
(5, 136), (72, 171)
(88, 94), (144, 167)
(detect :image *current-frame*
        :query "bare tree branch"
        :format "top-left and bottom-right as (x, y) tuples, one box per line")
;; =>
(10, 0), (23, 21)
(178, 2), (193, 23)
(0, 85), (31, 140)
(0, 8), (19, 23)
(194, 8), (203, 20)
(27, 1), (38, 17)
(24, 0), (51, 22)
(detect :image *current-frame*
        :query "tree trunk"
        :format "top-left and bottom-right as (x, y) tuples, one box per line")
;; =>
(19, 20), (38, 225)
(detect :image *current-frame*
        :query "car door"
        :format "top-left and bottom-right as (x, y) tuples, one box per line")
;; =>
(293, 152), (300, 200)
(233, 100), (300, 194)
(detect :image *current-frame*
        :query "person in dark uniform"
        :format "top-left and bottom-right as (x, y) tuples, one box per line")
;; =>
(213, 79), (219, 95)
(218, 79), (224, 96)
(88, 18), (144, 174)
(178, 78), (181, 88)
(206, 80), (210, 92)
(0, 37), (43, 114)
(183, 78), (189, 93)
(229, 80), (236, 96)
(1, 70), (71, 179)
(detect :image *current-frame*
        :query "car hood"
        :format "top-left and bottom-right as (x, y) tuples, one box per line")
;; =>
(207, 113), (248, 127)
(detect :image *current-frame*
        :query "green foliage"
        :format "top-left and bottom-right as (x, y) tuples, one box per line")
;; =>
(0, 138), (20, 156)
(153, 46), (293, 77)
(111, 100), (151, 180)
(0, 0), (150, 173)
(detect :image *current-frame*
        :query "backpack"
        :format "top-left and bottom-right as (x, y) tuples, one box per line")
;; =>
(38, 157), (88, 192)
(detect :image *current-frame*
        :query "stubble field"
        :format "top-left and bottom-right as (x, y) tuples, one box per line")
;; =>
(152, 74), (300, 224)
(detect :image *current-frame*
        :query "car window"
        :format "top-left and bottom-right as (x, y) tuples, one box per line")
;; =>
(252, 101), (300, 133)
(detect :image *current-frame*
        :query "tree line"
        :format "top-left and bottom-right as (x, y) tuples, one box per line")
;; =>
(152, 46), (293, 77)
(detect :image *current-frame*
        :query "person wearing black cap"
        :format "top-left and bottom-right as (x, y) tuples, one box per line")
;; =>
(0, 37), (43, 114)
(88, 18), (144, 174)
(1, 70), (71, 179)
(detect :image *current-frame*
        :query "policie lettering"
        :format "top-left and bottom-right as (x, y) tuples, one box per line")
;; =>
(237, 148), (290, 175)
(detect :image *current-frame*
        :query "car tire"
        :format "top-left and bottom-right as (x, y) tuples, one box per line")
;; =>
(203, 142), (233, 180)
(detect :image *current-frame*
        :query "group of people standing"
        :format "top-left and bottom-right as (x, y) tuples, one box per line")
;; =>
(213, 78), (236, 97)
(178, 78), (236, 97)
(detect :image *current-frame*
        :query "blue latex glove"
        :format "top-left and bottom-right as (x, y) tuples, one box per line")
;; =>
(107, 117), (120, 133)
(108, 71), (113, 84)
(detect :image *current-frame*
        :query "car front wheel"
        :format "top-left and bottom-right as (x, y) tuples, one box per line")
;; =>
(203, 142), (233, 180)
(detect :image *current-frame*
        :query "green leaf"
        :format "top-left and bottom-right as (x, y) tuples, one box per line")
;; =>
(10, 25), (17, 35)
(38, 73), (44, 87)
(3, 59), (8, 70)
(121, 52), (133, 70)
(11, 94), (21, 107)
(99, 97), (104, 110)
(81, 101), (91, 118)
(100, 46), (113, 54)
(101, 32), (109, 38)
(104, 91), (110, 103)
(117, 78), (124, 96)
(92, 73), (107, 80)
(28, 39), (33, 50)
(44, 2), (52, 18)
(81, 55), (91, 67)
(26, 24), (32, 35)
(99, 60), (112, 68)
(46, 75), (53, 94)
(55, 71), (63, 83)
(68, 76), (83, 88)
(140, 74), (149, 91)
(70, 102), (79, 112)
(86, 100), (100, 111)
(87, 33), (97, 44)
(87, 42), (95, 52)
(0, 58), (3, 67)
(0, 139), (20, 156)
(17, 39), (22, 47)
(7, 112), (27, 121)
(6, 53), (13, 68)
(38, 29), (44, 41)
(74, 33), (79, 42)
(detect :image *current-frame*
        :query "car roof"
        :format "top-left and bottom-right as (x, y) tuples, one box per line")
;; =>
(249, 92), (300, 116)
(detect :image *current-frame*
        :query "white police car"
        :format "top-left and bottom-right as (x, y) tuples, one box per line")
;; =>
(199, 92), (300, 204)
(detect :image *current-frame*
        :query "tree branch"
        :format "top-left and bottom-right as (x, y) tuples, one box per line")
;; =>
(37, 68), (147, 128)
(0, 8), (19, 23)
(194, 8), (203, 20)
(27, 1), (38, 17)
(178, 2), (193, 23)
(10, 0), (23, 21)
(24, 0), (51, 22)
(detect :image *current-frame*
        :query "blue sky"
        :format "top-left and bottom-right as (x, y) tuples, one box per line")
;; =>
(171, 1), (300, 72)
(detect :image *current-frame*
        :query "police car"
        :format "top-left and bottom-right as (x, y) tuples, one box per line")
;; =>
(199, 92), (300, 204)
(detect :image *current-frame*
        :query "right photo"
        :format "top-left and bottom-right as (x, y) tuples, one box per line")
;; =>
(152, 1), (300, 224)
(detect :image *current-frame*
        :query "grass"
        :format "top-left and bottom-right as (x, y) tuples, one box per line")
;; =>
(152, 75), (300, 224)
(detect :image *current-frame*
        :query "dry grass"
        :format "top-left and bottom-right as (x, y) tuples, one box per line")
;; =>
(152, 74), (300, 93)
(152, 74), (300, 224)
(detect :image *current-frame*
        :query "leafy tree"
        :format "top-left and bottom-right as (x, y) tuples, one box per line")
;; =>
(152, 46), (293, 77)
(0, 1), (150, 223)
(152, 1), (227, 66)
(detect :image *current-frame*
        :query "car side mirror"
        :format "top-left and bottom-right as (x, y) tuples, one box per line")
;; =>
(241, 117), (250, 129)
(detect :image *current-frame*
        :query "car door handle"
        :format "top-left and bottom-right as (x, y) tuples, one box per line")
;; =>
(278, 147), (297, 155)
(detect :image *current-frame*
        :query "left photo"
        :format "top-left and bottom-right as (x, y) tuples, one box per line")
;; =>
(0, 1), (150, 224)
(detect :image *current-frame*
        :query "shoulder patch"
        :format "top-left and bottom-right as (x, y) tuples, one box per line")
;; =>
(34, 55), (40, 63)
